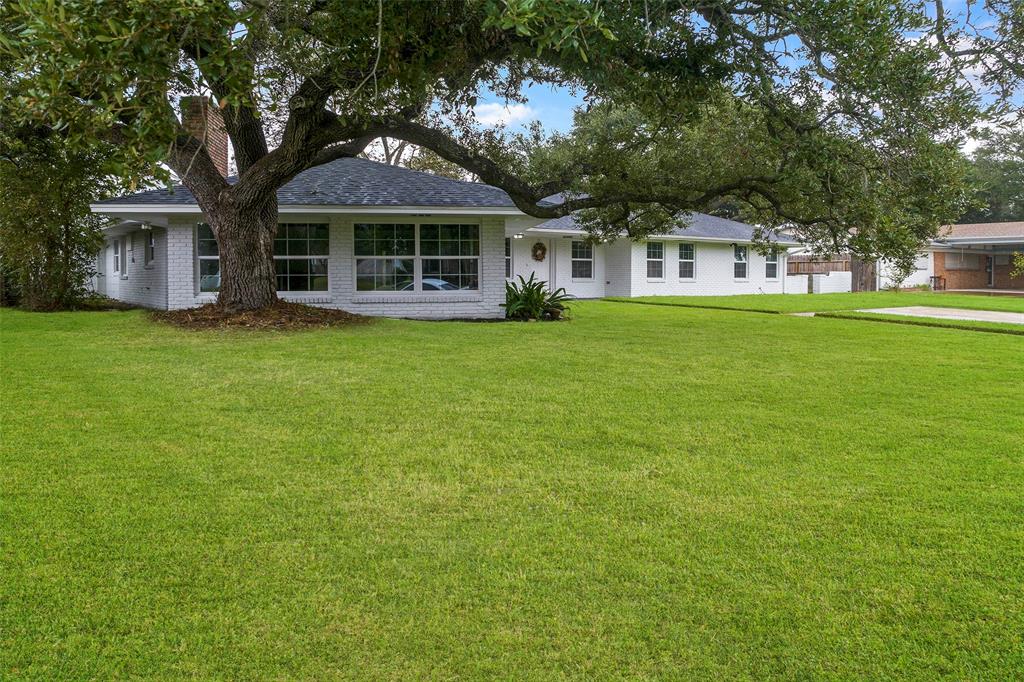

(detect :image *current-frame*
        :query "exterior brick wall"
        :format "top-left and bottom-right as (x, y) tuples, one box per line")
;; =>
(101, 228), (167, 308)
(102, 213), (812, 315)
(161, 215), (506, 318)
(933, 251), (1024, 290)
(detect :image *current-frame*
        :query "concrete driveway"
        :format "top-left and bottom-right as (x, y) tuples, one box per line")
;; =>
(857, 306), (1024, 325)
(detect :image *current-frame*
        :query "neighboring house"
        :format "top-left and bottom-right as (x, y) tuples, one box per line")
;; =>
(873, 222), (1024, 291)
(89, 103), (800, 318)
(925, 222), (1024, 291)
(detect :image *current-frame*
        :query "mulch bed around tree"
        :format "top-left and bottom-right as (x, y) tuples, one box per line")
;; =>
(150, 300), (370, 330)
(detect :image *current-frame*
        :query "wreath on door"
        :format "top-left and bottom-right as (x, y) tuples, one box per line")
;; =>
(531, 241), (547, 262)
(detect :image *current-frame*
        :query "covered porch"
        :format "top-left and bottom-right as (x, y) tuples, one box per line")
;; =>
(930, 222), (1024, 292)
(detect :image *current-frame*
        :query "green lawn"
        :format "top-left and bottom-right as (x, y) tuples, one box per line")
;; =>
(2, 303), (1023, 679)
(609, 290), (1024, 314)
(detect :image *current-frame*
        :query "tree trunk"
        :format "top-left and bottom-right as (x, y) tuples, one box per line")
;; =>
(209, 196), (279, 311)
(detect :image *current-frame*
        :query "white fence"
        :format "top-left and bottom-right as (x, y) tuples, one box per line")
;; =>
(811, 271), (853, 294)
(784, 275), (809, 294)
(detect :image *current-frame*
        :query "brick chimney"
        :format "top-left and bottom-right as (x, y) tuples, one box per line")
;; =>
(180, 96), (229, 177)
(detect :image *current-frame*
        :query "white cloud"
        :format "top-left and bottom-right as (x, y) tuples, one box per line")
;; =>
(474, 102), (536, 126)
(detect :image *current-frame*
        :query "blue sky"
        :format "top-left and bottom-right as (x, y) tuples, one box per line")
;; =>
(474, 82), (582, 134)
(472, 1), (1017, 150)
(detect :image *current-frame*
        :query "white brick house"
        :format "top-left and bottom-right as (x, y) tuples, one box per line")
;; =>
(91, 158), (800, 319)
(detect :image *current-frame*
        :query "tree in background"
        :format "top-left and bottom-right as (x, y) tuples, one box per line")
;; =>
(0, 131), (145, 310)
(959, 127), (1024, 223)
(363, 137), (475, 181)
(1, 1), (977, 310)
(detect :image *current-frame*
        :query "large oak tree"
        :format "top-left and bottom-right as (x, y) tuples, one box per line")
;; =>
(1, 0), (977, 310)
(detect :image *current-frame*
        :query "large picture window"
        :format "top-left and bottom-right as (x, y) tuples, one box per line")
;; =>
(197, 222), (329, 294)
(678, 243), (695, 279)
(354, 223), (415, 291)
(571, 240), (594, 279)
(734, 245), (748, 279)
(420, 224), (479, 290)
(274, 223), (329, 292)
(355, 222), (480, 292)
(647, 242), (664, 279)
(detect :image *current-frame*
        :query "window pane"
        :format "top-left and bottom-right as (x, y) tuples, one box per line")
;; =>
(647, 260), (663, 279)
(679, 261), (694, 279)
(197, 224), (218, 257)
(312, 224), (329, 240)
(679, 243), (694, 261)
(766, 263), (778, 279)
(734, 245), (747, 262)
(354, 224), (414, 256)
(572, 241), (593, 259)
(734, 262), (747, 278)
(572, 261), (593, 279)
(356, 258), (415, 291)
(286, 224), (308, 240)
(199, 259), (220, 292)
(647, 242), (663, 259)
(422, 257), (478, 290)
(309, 239), (329, 256)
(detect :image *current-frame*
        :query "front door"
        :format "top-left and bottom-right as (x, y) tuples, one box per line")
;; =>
(986, 255), (995, 287)
(95, 250), (106, 296)
(517, 237), (553, 288)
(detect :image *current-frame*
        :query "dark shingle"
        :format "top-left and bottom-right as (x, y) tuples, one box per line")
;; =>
(98, 157), (518, 208)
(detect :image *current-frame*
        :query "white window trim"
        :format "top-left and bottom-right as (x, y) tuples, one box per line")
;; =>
(678, 242), (696, 281)
(195, 223), (331, 295)
(505, 237), (513, 280)
(646, 241), (665, 281)
(274, 223), (331, 294)
(765, 250), (779, 281)
(195, 224), (220, 294)
(120, 236), (129, 280)
(353, 221), (482, 294)
(144, 231), (156, 268)
(733, 244), (748, 281)
(570, 240), (595, 281)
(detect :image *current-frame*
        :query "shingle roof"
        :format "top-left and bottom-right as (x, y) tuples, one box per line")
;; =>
(98, 157), (520, 208)
(532, 211), (800, 244)
(939, 222), (1024, 240)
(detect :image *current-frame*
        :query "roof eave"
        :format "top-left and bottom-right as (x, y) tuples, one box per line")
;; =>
(91, 203), (524, 216)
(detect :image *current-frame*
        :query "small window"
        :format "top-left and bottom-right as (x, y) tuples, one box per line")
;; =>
(505, 237), (512, 279)
(734, 245), (748, 279)
(120, 237), (129, 278)
(646, 242), (664, 279)
(113, 240), (120, 273)
(144, 231), (155, 266)
(197, 224), (220, 292)
(678, 243), (695, 279)
(571, 240), (594, 279)
(765, 250), (779, 279)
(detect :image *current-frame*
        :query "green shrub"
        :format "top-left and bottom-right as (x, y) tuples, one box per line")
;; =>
(504, 273), (572, 320)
